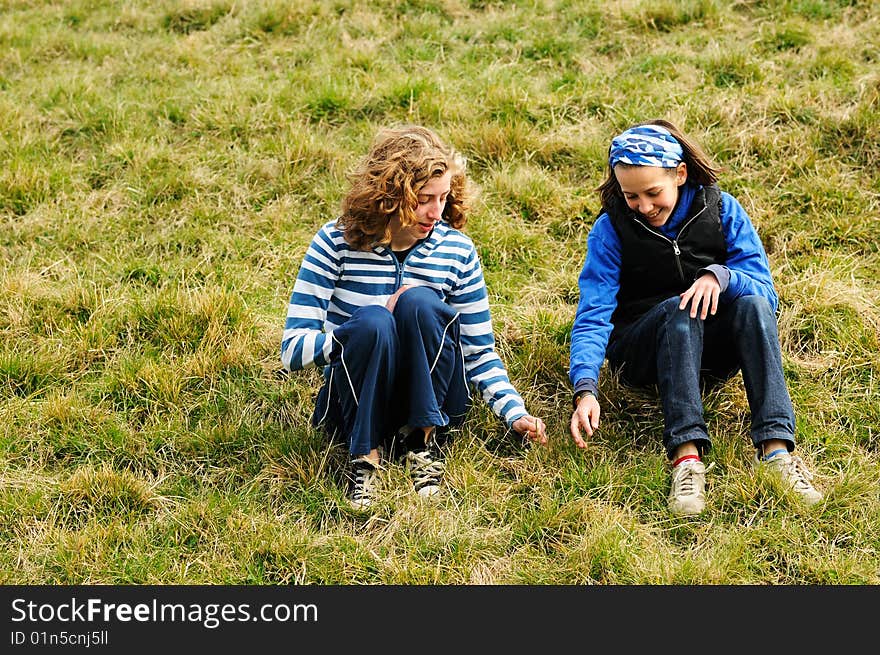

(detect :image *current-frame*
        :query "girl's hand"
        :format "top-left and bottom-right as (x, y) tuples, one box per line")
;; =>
(679, 273), (721, 320)
(570, 393), (600, 449)
(513, 415), (548, 446)
(385, 285), (412, 313)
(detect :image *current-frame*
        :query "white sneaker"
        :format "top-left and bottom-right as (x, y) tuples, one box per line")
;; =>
(405, 443), (445, 498)
(347, 457), (381, 510)
(756, 450), (823, 506)
(668, 459), (709, 516)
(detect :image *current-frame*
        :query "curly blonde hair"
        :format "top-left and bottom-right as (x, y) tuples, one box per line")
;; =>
(338, 125), (470, 250)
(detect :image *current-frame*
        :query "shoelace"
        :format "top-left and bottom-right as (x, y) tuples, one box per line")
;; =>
(351, 461), (378, 503)
(672, 461), (713, 495)
(783, 455), (815, 490)
(672, 462), (699, 495)
(408, 450), (445, 490)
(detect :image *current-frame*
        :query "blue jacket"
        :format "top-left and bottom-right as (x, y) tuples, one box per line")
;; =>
(569, 182), (779, 396)
(282, 219), (528, 428)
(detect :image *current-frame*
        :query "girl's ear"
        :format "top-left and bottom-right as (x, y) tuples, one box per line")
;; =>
(675, 162), (688, 186)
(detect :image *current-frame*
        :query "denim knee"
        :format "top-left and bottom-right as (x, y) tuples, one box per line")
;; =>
(730, 295), (775, 331)
(658, 296), (701, 340)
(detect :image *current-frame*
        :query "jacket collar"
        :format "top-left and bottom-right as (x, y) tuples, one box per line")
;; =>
(660, 182), (700, 236)
(371, 220), (450, 256)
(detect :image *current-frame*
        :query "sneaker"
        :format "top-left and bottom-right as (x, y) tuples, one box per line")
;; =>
(405, 439), (445, 498)
(668, 459), (709, 516)
(755, 450), (823, 506)
(347, 457), (381, 510)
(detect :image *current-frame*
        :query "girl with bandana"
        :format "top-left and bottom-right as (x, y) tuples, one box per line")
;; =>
(568, 119), (822, 516)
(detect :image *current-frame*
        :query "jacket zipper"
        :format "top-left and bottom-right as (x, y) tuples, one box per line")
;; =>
(385, 239), (427, 290)
(632, 200), (708, 283)
(392, 251), (404, 288)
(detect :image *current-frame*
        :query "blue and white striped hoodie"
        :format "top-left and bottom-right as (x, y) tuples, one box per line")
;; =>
(281, 219), (528, 428)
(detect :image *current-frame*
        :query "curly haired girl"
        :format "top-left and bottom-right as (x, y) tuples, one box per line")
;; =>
(282, 125), (546, 509)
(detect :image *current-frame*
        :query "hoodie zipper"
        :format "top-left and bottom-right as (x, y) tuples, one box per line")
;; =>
(382, 248), (406, 290)
(384, 234), (432, 290)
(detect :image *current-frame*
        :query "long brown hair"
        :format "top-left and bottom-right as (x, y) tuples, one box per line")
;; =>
(338, 125), (470, 250)
(597, 118), (721, 211)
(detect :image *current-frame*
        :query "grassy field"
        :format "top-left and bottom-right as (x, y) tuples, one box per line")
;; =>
(1, 0), (878, 584)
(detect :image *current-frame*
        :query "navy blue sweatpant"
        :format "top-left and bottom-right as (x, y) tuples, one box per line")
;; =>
(311, 286), (471, 458)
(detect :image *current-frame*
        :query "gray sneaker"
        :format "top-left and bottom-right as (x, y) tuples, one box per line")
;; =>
(755, 450), (823, 506)
(668, 459), (709, 516)
(347, 457), (381, 510)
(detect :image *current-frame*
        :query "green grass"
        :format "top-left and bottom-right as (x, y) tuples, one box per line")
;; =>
(1, 0), (878, 584)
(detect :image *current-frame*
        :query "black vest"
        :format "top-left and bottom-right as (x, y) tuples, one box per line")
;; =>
(607, 185), (727, 329)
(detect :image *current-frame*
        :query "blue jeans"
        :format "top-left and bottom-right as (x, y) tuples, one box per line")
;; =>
(605, 295), (796, 459)
(312, 286), (470, 458)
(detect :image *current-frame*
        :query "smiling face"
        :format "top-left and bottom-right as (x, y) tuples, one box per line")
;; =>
(389, 170), (452, 249)
(614, 163), (688, 228)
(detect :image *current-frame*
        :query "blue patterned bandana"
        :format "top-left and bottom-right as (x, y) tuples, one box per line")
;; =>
(609, 125), (683, 168)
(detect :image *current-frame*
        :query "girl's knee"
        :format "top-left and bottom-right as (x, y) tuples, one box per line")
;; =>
(656, 295), (686, 321)
(658, 296), (682, 311)
(659, 296), (696, 328)
(734, 295), (772, 315)
(394, 285), (442, 319)
(350, 305), (396, 338)
(731, 296), (775, 329)
(655, 297), (703, 346)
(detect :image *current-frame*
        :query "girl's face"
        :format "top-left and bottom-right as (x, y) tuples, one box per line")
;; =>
(390, 170), (452, 245)
(614, 163), (687, 228)
(413, 170), (452, 228)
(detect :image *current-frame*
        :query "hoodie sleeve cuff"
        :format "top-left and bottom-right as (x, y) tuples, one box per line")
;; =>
(572, 378), (599, 409)
(698, 264), (730, 293)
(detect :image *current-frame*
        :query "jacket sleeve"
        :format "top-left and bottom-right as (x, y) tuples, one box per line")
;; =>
(569, 214), (621, 389)
(710, 192), (779, 312)
(448, 244), (527, 428)
(280, 225), (341, 371)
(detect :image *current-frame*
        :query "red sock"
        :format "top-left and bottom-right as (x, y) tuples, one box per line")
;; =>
(672, 454), (700, 468)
